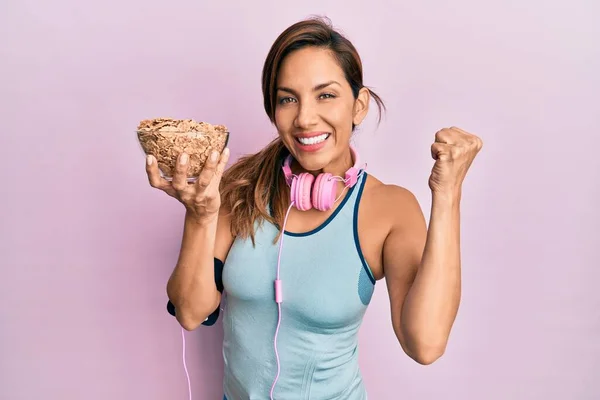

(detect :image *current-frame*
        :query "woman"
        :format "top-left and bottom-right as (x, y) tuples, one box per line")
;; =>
(146, 17), (482, 400)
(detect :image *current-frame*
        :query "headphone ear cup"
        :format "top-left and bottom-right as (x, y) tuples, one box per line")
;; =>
(291, 172), (314, 211)
(312, 173), (337, 211)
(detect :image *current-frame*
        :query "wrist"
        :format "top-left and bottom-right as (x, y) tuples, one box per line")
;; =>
(184, 209), (219, 228)
(431, 188), (461, 208)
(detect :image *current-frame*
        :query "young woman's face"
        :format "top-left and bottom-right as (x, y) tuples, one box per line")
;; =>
(274, 46), (369, 174)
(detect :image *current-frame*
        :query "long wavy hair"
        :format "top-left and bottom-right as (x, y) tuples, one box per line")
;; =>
(220, 17), (385, 245)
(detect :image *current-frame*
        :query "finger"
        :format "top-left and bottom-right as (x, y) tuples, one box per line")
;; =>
(450, 126), (479, 142)
(195, 149), (220, 191)
(213, 148), (230, 180)
(146, 155), (169, 190)
(205, 148), (231, 192)
(449, 126), (475, 145)
(450, 126), (483, 150)
(450, 126), (471, 136)
(435, 128), (455, 144)
(172, 152), (191, 192)
(431, 142), (452, 161)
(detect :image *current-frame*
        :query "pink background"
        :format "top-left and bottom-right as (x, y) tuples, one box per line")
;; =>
(1, 1), (599, 399)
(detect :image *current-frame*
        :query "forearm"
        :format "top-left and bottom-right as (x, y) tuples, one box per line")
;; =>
(166, 212), (221, 329)
(401, 191), (462, 358)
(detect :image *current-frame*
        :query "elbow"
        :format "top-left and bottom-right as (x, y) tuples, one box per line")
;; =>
(398, 332), (447, 365)
(166, 285), (220, 331)
(174, 301), (218, 331)
(168, 297), (219, 332)
(410, 346), (445, 365)
(174, 306), (213, 331)
(177, 315), (203, 331)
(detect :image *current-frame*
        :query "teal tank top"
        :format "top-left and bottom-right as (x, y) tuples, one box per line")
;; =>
(221, 171), (375, 399)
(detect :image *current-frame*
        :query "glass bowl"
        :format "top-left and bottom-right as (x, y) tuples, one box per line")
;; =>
(136, 128), (229, 183)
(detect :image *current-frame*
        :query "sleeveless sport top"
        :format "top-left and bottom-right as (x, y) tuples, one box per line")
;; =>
(221, 171), (376, 400)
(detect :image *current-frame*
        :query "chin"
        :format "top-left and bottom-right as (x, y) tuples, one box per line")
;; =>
(289, 140), (336, 173)
(297, 157), (331, 174)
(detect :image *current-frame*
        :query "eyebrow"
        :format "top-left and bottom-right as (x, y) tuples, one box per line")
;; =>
(276, 80), (341, 95)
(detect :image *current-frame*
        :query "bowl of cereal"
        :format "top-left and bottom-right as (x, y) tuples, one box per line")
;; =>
(136, 117), (229, 182)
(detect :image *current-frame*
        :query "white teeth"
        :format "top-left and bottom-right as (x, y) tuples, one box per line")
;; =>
(297, 134), (329, 145)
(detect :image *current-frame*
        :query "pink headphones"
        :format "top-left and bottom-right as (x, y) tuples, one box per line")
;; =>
(281, 144), (363, 211)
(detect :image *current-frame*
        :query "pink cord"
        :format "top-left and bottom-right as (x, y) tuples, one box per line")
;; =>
(270, 201), (295, 399)
(177, 201), (294, 400)
(175, 168), (368, 399)
(181, 327), (192, 400)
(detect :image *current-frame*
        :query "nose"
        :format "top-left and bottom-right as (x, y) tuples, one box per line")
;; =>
(293, 100), (319, 129)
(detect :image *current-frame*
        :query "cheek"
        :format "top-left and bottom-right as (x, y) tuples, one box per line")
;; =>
(323, 103), (354, 131)
(274, 109), (294, 140)
(275, 106), (293, 125)
(274, 109), (286, 129)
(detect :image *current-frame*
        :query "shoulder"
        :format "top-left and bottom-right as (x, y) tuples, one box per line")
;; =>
(355, 173), (426, 279)
(362, 175), (427, 283)
(362, 173), (425, 228)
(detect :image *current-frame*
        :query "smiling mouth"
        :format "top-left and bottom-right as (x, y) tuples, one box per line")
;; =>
(295, 133), (330, 146)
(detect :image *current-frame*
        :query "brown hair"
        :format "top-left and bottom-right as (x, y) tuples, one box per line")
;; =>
(220, 16), (385, 245)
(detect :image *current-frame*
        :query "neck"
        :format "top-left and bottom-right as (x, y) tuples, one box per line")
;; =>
(287, 149), (356, 204)
(290, 148), (355, 179)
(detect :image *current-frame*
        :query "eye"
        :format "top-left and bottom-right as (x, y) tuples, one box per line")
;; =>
(278, 96), (296, 104)
(319, 93), (336, 100)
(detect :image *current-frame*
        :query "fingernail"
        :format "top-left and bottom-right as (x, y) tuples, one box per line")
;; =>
(147, 155), (153, 165)
(210, 151), (218, 162)
(224, 148), (230, 156)
(180, 153), (188, 165)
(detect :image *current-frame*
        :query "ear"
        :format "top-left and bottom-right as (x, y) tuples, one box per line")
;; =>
(352, 87), (370, 126)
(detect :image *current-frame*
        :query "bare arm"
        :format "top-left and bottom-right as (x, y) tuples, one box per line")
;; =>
(384, 126), (481, 364)
(384, 188), (461, 365)
(166, 208), (234, 331)
(146, 148), (233, 331)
